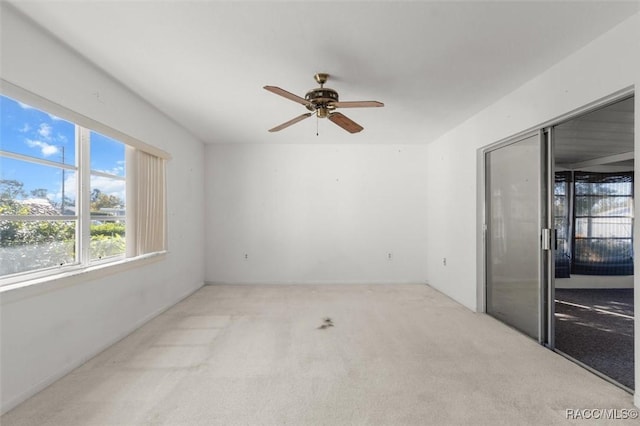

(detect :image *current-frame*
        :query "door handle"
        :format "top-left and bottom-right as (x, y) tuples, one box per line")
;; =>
(541, 228), (551, 250)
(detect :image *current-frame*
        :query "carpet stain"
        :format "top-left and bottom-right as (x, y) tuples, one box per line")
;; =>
(318, 317), (334, 330)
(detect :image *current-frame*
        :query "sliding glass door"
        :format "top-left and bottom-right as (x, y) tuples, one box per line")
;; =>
(484, 94), (634, 391)
(485, 132), (546, 341)
(552, 96), (635, 390)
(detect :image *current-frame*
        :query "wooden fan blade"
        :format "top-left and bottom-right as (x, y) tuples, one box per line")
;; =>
(328, 112), (363, 134)
(332, 101), (384, 108)
(264, 86), (311, 106)
(269, 113), (313, 132)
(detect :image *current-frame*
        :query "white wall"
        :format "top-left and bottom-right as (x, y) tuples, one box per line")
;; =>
(425, 12), (639, 311)
(205, 144), (429, 284)
(0, 5), (206, 414)
(424, 12), (639, 405)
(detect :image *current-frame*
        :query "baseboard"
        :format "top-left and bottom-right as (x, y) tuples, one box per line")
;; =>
(204, 281), (430, 286)
(555, 275), (634, 289)
(0, 281), (204, 415)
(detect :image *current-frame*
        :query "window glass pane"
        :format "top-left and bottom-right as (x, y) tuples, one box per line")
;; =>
(0, 220), (76, 275)
(573, 238), (633, 264)
(554, 196), (567, 219)
(90, 131), (125, 177)
(571, 172), (634, 276)
(90, 219), (125, 261)
(574, 196), (632, 217)
(553, 174), (572, 276)
(0, 157), (77, 216)
(90, 176), (125, 216)
(574, 197), (589, 216)
(575, 217), (633, 239)
(0, 95), (76, 165)
(575, 181), (632, 196)
(556, 238), (569, 253)
(554, 182), (566, 196)
(555, 222), (568, 240)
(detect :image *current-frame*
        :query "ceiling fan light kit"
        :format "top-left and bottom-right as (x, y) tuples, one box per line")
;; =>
(264, 73), (383, 134)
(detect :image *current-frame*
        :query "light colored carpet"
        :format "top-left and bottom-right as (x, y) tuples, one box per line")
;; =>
(1, 284), (636, 425)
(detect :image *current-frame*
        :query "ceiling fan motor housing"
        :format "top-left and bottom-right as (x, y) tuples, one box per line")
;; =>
(305, 88), (339, 116)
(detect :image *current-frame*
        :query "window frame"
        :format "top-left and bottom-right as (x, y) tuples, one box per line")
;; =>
(1, 148), (81, 275)
(571, 171), (634, 275)
(0, 80), (170, 288)
(554, 170), (634, 277)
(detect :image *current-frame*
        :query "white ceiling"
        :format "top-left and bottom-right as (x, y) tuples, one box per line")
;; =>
(555, 96), (635, 168)
(8, 1), (639, 145)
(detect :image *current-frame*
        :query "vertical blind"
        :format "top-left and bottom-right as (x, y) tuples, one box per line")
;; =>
(128, 149), (167, 256)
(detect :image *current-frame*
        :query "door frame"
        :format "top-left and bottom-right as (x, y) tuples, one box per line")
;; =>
(476, 87), (635, 345)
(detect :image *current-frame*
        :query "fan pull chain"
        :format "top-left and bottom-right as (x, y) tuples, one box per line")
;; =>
(316, 115), (319, 136)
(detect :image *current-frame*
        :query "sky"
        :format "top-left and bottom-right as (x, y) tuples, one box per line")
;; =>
(0, 95), (126, 208)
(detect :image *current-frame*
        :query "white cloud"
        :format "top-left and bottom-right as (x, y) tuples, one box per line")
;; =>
(95, 166), (125, 176)
(52, 174), (125, 211)
(24, 123), (67, 156)
(91, 175), (126, 202)
(38, 123), (52, 139)
(41, 144), (59, 156)
(26, 139), (60, 157)
(17, 101), (35, 110)
(17, 101), (61, 120)
(52, 172), (77, 203)
(19, 123), (31, 133)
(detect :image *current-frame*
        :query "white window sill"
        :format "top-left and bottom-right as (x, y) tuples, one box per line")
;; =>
(0, 252), (167, 301)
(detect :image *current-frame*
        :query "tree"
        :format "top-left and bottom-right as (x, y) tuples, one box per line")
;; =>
(30, 188), (49, 199)
(90, 189), (123, 213)
(0, 179), (26, 201)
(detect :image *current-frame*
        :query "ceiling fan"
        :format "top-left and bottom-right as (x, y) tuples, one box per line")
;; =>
(264, 73), (384, 134)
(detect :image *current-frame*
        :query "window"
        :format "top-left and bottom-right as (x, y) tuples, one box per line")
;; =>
(573, 172), (633, 275)
(553, 171), (634, 277)
(554, 171), (571, 278)
(89, 130), (126, 261)
(0, 90), (167, 284)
